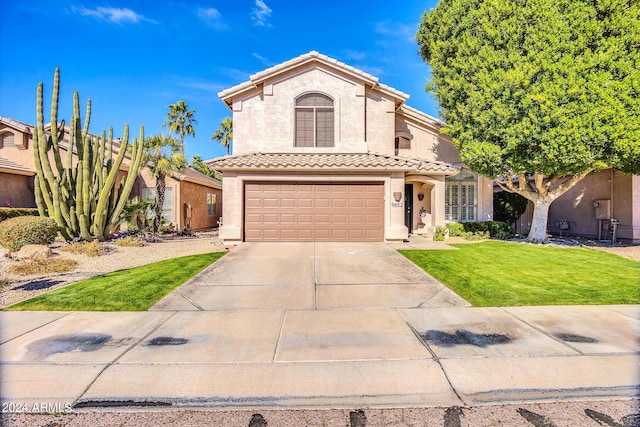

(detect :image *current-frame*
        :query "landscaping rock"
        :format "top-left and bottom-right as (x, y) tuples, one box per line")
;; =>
(13, 244), (52, 260)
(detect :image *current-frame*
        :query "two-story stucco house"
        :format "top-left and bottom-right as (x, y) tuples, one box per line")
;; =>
(207, 51), (493, 243)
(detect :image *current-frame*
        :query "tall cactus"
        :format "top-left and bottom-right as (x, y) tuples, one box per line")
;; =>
(33, 68), (145, 241)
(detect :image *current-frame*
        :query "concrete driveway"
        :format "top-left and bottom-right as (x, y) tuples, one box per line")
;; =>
(1, 242), (637, 412)
(151, 242), (469, 311)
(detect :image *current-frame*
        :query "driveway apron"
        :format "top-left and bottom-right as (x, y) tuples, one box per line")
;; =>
(151, 242), (469, 311)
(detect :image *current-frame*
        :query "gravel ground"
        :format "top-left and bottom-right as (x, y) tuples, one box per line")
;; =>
(1, 399), (638, 426)
(0, 234), (230, 308)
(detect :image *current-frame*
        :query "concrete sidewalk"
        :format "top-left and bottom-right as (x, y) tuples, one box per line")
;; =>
(0, 242), (638, 411)
(1, 305), (637, 409)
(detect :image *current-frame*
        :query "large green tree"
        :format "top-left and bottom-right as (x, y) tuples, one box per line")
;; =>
(418, 0), (640, 243)
(211, 117), (233, 155)
(163, 100), (196, 151)
(143, 133), (187, 233)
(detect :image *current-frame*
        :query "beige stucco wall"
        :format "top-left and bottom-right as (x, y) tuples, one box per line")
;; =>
(0, 173), (35, 208)
(395, 114), (461, 164)
(232, 65), (400, 155)
(365, 92), (396, 155)
(547, 169), (639, 242)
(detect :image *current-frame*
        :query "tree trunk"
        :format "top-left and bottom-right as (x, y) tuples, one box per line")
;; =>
(527, 197), (552, 243)
(154, 173), (166, 234)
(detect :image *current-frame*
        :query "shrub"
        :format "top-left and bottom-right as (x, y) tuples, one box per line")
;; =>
(0, 208), (41, 222)
(433, 225), (448, 241)
(61, 241), (114, 257)
(114, 236), (147, 247)
(493, 191), (529, 225)
(462, 221), (513, 239)
(0, 216), (58, 251)
(10, 257), (78, 276)
(445, 222), (465, 237)
(463, 231), (490, 241)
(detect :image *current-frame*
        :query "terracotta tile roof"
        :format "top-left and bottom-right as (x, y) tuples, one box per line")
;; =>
(0, 116), (33, 133)
(206, 152), (459, 175)
(0, 156), (35, 175)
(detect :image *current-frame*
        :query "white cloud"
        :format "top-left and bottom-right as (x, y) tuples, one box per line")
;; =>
(71, 6), (157, 24)
(197, 7), (228, 30)
(182, 81), (227, 93)
(252, 52), (273, 66)
(342, 50), (366, 61)
(375, 20), (415, 42)
(251, 0), (272, 27)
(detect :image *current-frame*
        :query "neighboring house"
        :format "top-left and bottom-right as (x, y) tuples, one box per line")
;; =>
(206, 51), (493, 243)
(513, 169), (639, 243)
(0, 116), (222, 232)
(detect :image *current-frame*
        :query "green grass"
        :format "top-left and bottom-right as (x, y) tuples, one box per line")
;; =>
(5, 252), (226, 311)
(400, 241), (640, 306)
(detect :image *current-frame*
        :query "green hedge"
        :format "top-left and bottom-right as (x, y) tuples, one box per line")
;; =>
(461, 221), (513, 239)
(0, 216), (58, 251)
(0, 208), (40, 222)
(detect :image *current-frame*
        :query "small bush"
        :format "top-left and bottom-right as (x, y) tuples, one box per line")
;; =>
(114, 236), (147, 247)
(0, 208), (41, 222)
(0, 276), (10, 290)
(0, 216), (58, 251)
(61, 241), (114, 257)
(462, 221), (513, 239)
(10, 257), (78, 276)
(463, 231), (490, 241)
(433, 225), (448, 241)
(445, 222), (465, 237)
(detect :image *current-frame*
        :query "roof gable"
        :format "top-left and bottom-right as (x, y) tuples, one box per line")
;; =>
(218, 51), (409, 107)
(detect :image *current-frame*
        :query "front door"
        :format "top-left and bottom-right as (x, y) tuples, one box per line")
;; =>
(404, 184), (413, 234)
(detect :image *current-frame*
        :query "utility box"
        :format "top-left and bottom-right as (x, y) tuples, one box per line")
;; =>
(594, 199), (611, 220)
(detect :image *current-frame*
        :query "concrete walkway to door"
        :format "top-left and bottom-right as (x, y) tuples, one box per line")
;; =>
(152, 242), (470, 311)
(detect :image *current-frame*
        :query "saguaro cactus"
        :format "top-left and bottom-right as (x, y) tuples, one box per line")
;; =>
(33, 68), (145, 241)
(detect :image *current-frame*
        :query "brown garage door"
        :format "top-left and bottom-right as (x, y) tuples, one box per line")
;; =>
(244, 182), (384, 241)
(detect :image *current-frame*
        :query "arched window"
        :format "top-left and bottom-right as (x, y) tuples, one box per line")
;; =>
(295, 93), (334, 147)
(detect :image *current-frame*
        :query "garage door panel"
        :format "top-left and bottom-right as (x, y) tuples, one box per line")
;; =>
(245, 182), (384, 242)
(263, 214), (279, 223)
(332, 214), (347, 223)
(281, 198), (297, 208)
(316, 198), (330, 208)
(263, 198), (280, 208)
(299, 198), (313, 208)
(315, 214), (331, 223)
(281, 214), (296, 223)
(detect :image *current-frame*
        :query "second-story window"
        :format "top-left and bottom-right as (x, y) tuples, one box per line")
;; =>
(295, 93), (334, 147)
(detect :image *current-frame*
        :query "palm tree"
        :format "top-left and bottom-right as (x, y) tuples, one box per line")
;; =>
(163, 100), (197, 151)
(143, 133), (187, 233)
(212, 117), (233, 155)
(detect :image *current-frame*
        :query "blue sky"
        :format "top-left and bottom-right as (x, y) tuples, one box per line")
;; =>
(0, 0), (441, 160)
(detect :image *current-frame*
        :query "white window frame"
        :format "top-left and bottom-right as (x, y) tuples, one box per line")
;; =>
(207, 193), (216, 217)
(445, 170), (477, 222)
(142, 187), (173, 222)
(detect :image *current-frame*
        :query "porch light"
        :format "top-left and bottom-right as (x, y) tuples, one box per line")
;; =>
(417, 193), (424, 201)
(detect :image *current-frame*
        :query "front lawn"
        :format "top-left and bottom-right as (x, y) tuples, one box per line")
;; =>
(400, 241), (639, 306)
(5, 252), (225, 311)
